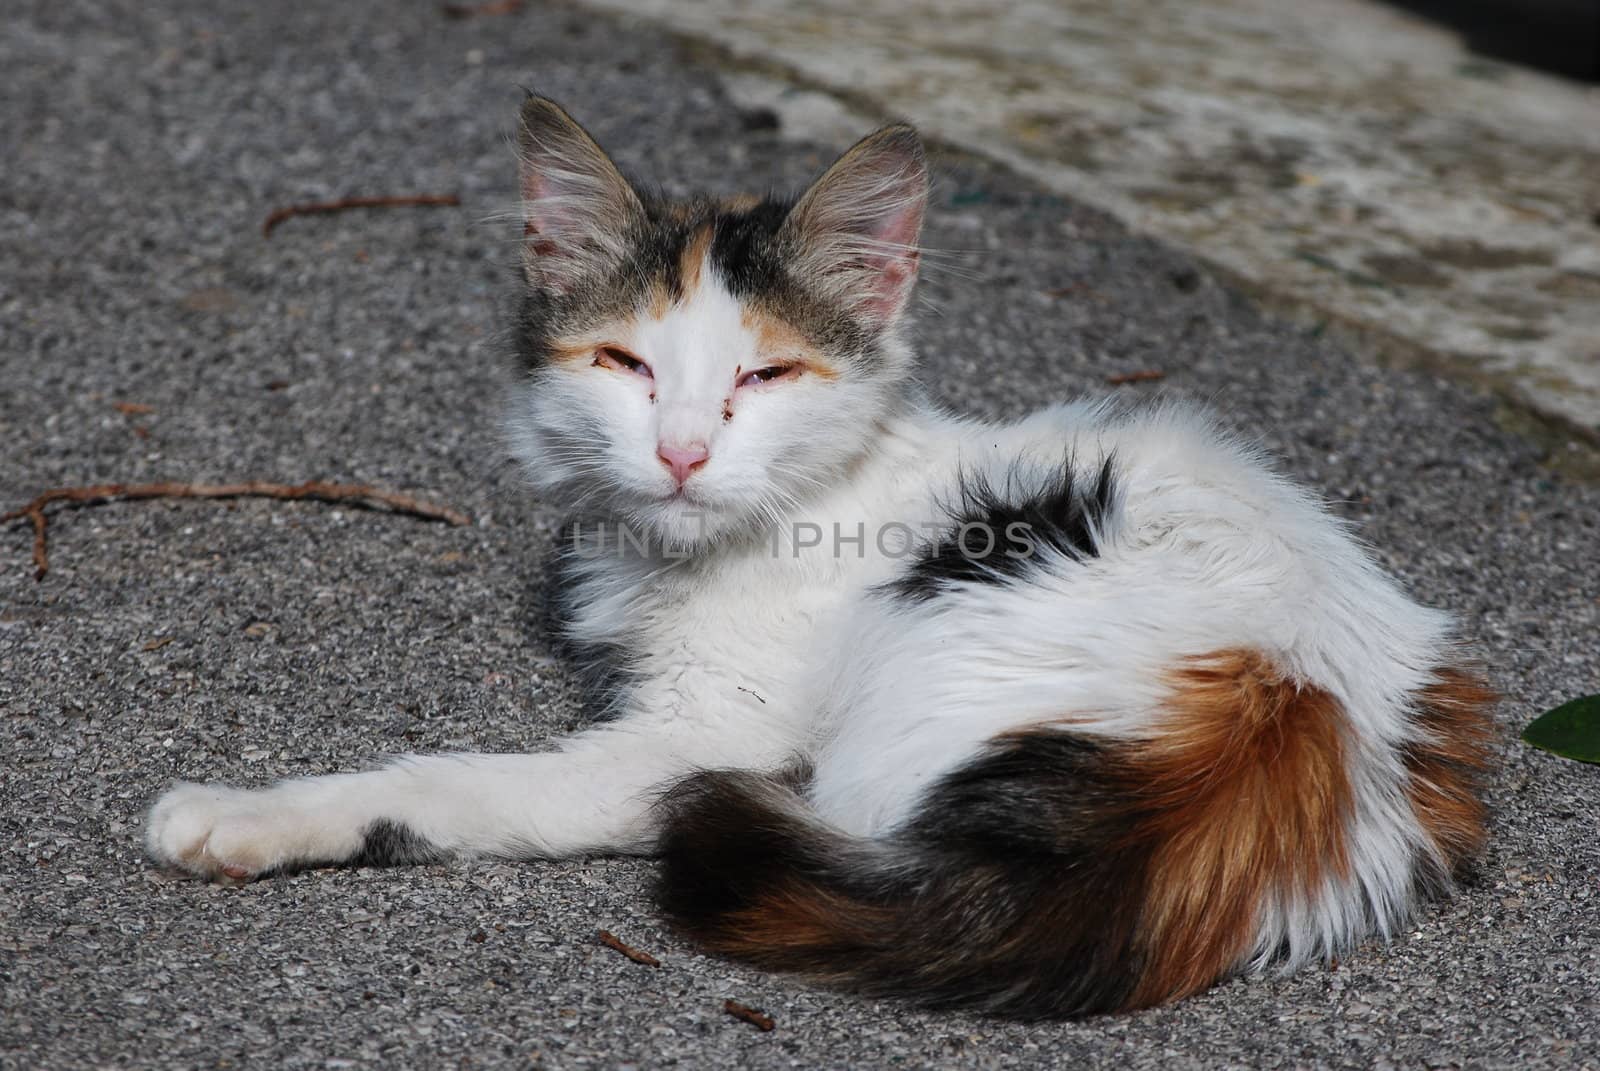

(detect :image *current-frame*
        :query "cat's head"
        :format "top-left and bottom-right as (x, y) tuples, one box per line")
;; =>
(506, 95), (927, 548)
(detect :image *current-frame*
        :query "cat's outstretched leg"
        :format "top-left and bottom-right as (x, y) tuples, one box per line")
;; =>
(146, 697), (797, 882)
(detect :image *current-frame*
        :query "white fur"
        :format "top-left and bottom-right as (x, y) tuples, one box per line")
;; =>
(148, 184), (1463, 984)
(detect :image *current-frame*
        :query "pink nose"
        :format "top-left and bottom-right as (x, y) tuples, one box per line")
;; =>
(657, 441), (710, 486)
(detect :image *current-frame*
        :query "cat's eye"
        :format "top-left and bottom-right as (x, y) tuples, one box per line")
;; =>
(737, 364), (799, 389)
(594, 345), (653, 379)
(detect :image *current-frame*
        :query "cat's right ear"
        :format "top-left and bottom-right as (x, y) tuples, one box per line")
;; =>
(516, 96), (644, 293)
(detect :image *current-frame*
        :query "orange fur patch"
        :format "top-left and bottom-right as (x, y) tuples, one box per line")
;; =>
(547, 322), (647, 365)
(547, 337), (601, 364)
(715, 882), (891, 962)
(1125, 649), (1353, 1006)
(1404, 666), (1496, 870)
(678, 224), (714, 302)
(645, 279), (672, 319)
(660, 201), (698, 225)
(740, 307), (839, 380)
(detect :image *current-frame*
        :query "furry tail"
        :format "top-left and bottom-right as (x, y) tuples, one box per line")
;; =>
(655, 651), (1493, 1019)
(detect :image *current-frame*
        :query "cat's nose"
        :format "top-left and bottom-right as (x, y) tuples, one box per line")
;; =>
(657, 441), (710, 487)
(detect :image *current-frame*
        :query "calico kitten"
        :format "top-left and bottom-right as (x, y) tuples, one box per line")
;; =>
(146, 96), (1494, 1018)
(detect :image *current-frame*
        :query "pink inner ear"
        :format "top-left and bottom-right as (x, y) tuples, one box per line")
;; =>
(854, 200), (923, 323)
(859, 250), (919, 322)
(520, 172), (572, 248)
(522, 220), (560, 258)
(874, 199), (923, 251)
(518, 164), (598, 290)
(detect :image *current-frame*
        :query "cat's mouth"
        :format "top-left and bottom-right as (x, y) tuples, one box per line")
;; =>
(641, 486), (740, 547)
(662, 481), (713, 507)
(652, 485), (713, 516)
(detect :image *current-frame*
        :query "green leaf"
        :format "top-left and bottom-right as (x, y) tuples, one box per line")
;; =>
(1521, 694), (1600, 764)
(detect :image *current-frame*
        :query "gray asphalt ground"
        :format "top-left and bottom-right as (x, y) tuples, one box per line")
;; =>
(2, 2), (1597, 1068)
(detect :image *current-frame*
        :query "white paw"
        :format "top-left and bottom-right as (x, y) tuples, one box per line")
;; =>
(145, 781), (311, 882)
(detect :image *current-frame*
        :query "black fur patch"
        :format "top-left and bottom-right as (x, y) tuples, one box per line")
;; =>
(708, 198), (794, 296)
(889, 456), (1118, 604)
(261, 817), (447, 878)
(654, 732), (1154, 1019)
(348, 819), (446, 868)
(707, 200), (877, 361)
(540, 526), (639, 722)
(654, 770), (886, 969)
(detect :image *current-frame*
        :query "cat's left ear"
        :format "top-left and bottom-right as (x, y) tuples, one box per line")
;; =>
(516, 95), (645, 294)
(781, 124), (928, 329)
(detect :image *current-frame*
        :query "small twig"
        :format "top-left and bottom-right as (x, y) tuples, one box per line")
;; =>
(1044, 283), (1108, 303)
(1105, 370), (1166, 385)
(3, 481), (472, 581)
(19, 505), (46, 582)
(723, 999), (775, 1032)
(262, 194), (461, 238)
(596, 929), (662, 968)
(736, 686), (767, 705)
(441, 0), (523, 16)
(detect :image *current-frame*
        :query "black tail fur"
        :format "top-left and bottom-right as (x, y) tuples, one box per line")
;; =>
(653, 734), (1154, 1020)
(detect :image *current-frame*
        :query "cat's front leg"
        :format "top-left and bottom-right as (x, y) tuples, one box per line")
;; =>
(146, 693), (800, 882)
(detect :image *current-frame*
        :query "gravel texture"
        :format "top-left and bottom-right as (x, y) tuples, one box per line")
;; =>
(2, 2), (1597, 1068)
